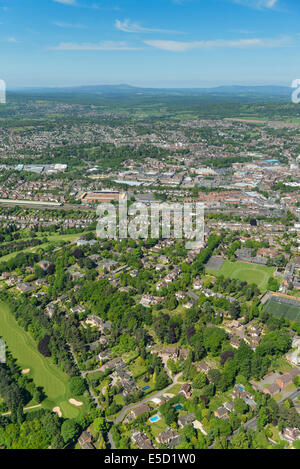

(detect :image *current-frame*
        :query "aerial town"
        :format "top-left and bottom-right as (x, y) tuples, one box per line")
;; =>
(0, 0), (300, 456)
(0, 91), (299, 452)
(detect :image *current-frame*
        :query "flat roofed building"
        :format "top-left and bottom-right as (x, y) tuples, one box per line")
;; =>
(81, 191), (126, 203)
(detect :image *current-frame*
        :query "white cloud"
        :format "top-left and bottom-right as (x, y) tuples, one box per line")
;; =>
(49, 41), (141, 50)
(53, 21), (87, 29)
(115, 19), (183, 34)
(233, 0), (279, 9)
(53, 0), (77, 5)
(53, 0), (102, 8)
(5, 36), (18, 43)
(144, 36), (291, 52)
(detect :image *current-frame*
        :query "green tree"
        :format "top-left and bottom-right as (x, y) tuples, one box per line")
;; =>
(61, 420), (79, 444)
(70, 376), (86, 396)
(233, 398), (248, 415)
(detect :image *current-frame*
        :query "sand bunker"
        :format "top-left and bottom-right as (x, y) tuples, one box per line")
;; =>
(69, 398), (83, 407)
(53, 407), (62, 417)
(21, 369), (30, 374)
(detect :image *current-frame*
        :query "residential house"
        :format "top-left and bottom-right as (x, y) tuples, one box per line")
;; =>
(286, 351), (300, 366)
(17, 282), (36, 294)
(292, 336), (300, 349)
(154, 347), (179, 361)
(232, 384), (256, 408)
(230, 336), (241, 349)
(175, 291), (187, 300)
(97, 350), (111, 361)
(156, 429), (180, 448)
(197, 362), (210, 374)
(70, 305), (86, 314)
(193, 279), (202, 290)
(38, 260), (50, 271)
(214, 407), (229, 420)
(223, 402), (234, 413)
(183, 301), (194, 309)
(132, 432), (154, 450)
(264, 383), (281, 397)
(35, 278), (49, 287)
(86, 315), (103, 329)
(78, 431), (95, 450)
(248, 324), (263, 338)
(100, 357), (125, 373)
(282, 428), (300, 443)
(178, 413), (195, 429)
(276, 369), (300, 389)
(131, 404), (151, 420)
(45, 302), (56, 318)
(179, 383), (192, 399)
(85, 315), (111, 333)
(180, 349), (189, 360)
(140, 295), (164, 307)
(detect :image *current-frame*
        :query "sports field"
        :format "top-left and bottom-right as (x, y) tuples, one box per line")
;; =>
(264, 299), (300, 322)
(206, 260), (275, 292)
(0, 301), (87, 418)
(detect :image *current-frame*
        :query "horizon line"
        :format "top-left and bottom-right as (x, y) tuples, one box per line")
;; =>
(6, 82), (294, 91)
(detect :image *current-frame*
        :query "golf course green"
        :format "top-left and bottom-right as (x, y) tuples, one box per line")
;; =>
(0, 301), (85, 418)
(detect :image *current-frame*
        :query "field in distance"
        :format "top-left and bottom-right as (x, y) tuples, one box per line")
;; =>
(206, 259), (275, 292)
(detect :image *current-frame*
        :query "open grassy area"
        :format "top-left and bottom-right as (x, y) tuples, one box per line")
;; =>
(0, 301), (87, 418)
(206, 260), (275, 292)
(273, 393), (283, 403)
(0, 233), (82, 263)
(271, 357), (292, 374)
(129, 362), (147, 379)
(267, 425), (282, 442)
(147, 416), (167, 438)
(166, 384), (181, 395)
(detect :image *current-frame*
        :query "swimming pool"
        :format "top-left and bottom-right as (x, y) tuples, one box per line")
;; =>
(174, 404), (183, 410)
(142, 385), (151, 392)
(149, 415), (160, 423)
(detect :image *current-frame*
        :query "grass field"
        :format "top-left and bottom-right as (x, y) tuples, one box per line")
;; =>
(147, 416), (167, 438)
(264, 299), (300, 322)
(206, 260), (275, 292)
(0, 233), (82, 263)
(0, 301), (87, 418)
(129, 362), (147, 379)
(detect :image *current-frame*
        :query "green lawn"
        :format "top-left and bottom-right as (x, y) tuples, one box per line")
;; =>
(147, 416), (167, 438)
(167, 384), (181, 395)
(129, 362), (147, 379)
(206, 260), (275, 292)
(0, 301), (86, 418)
(271, 357), (292, 374)
(0, 233), (82, 263)
(267, 425), (282, 442)
(284, 383), (296, 393)
(274, 393), (283, 403)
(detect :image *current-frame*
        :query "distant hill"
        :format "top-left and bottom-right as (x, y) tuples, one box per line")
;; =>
(10, 84), (292, 98)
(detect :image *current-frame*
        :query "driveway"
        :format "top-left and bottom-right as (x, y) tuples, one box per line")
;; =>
(107, 373), (183, 448)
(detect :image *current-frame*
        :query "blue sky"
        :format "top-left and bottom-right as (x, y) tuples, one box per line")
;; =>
(0, 0), (299, 87)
